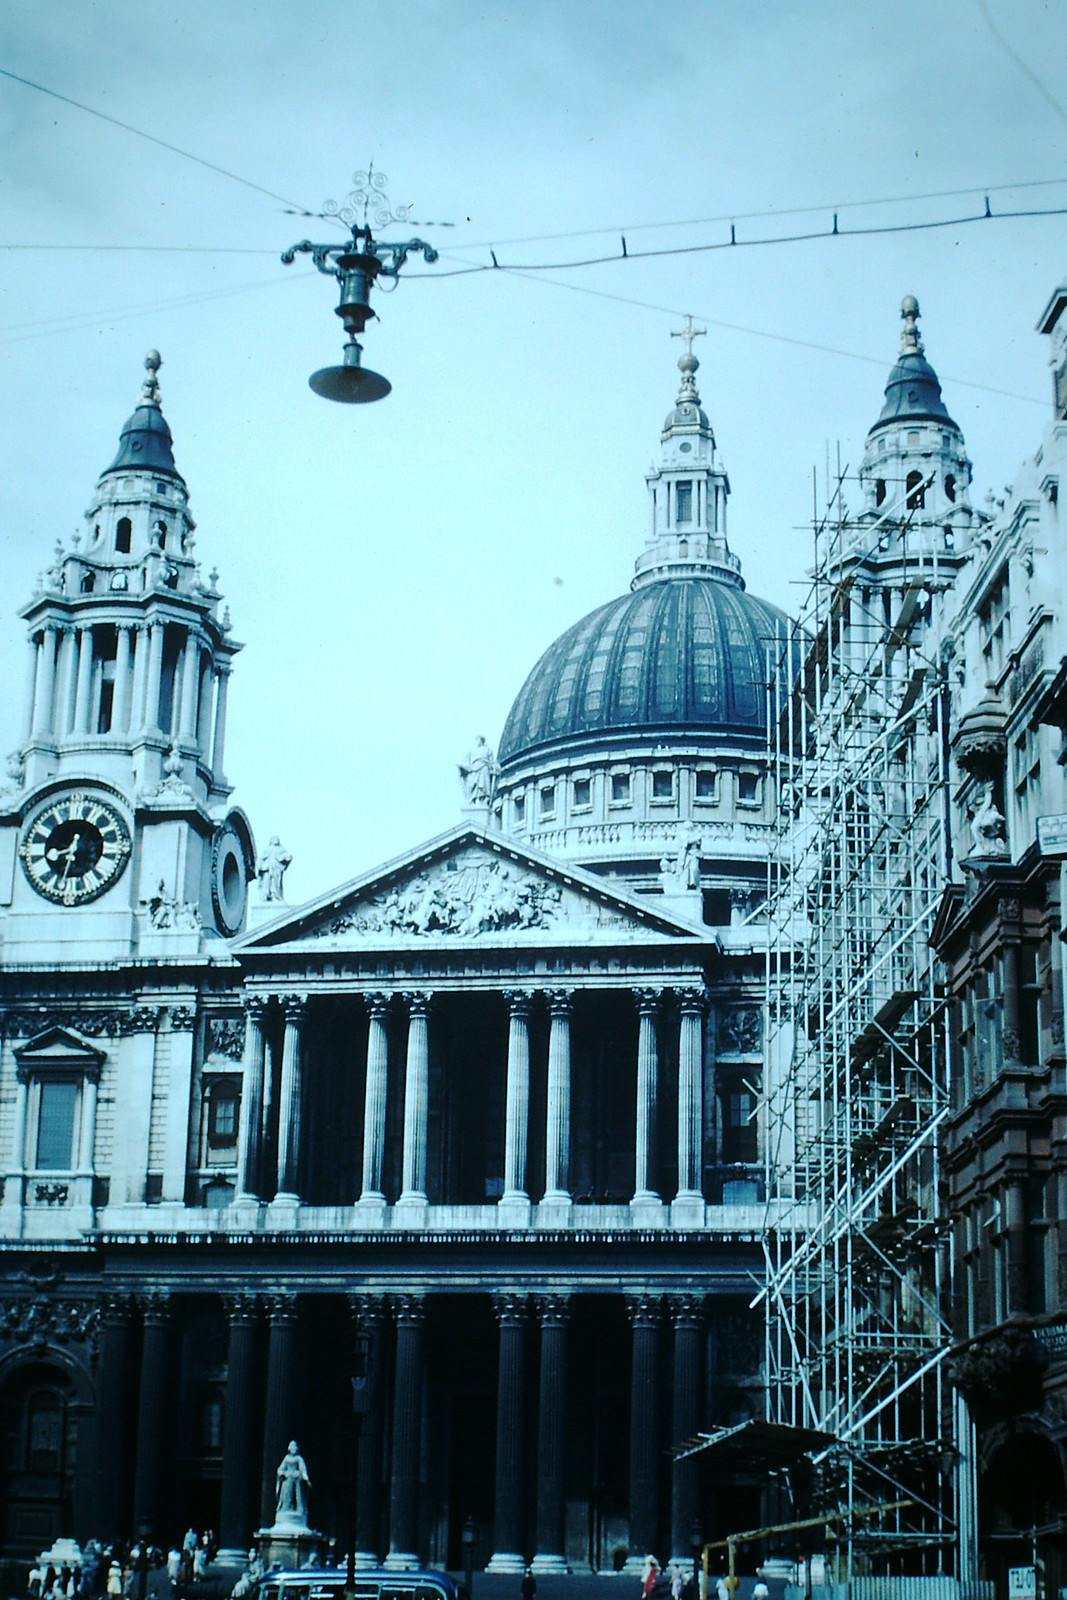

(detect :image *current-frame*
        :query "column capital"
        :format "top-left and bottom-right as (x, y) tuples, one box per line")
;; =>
(245, 995), (272, 1024)
(279, 993), (308, 1022)
(625, 1292), (663, 1328)
(535, 1293), (571, 1328)
(492, 1292), (530, 1327)
(263, 1291), (300, 1326)
(346, 1292), (387, 1329)
(365, 991), (392, 1020)
(100, 1292), (135, 1329)
(168, 1005), (197, 1032)
(546, 988), (575, 1017)
(391, 1292), (426, 1327)
(633, 986), (664, 1015)
(137, 1290), (172, 1326)
(401, 990), (433, 1015)
(676, 984), (709, 1015)
(221, 1291), (260, 1326)
(667, 1293), (706, 1329)
(502, 989), (534, 1017)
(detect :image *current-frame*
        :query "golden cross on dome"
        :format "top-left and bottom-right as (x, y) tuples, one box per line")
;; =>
(671, 316), (707, 359)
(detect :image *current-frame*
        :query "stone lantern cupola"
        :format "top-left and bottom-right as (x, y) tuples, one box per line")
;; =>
(855, 296), (982, 555)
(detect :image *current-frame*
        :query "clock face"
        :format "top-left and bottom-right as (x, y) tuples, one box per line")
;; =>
(19, 793), (132, 906)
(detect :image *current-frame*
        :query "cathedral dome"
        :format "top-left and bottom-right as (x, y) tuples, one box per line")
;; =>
(499, 572), (791, 765)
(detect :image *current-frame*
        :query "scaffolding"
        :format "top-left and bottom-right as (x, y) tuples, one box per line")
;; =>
(759, 470), (960, 1574)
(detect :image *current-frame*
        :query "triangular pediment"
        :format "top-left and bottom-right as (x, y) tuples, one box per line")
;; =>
(14, 1025), (106, 1080)
(236, 826), (710, 953)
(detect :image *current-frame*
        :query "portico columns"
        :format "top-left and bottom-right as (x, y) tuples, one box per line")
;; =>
(397, 992), (431, 1213)
(95, 1294), (134, 1541)
(359, 994), (391, 1206)
(488, 1294), (528, 1572)
(348, 1295), (387, 1567)
(235, 998), (268, 1203)
(669, 1296), (704, 1560)
(219, 1294), (260, 1560)
(674, 987), (707, 1225)
(542, 990), (574, 1213)
(627, 1295), (662, 1564)
(502, 992), (532, 1215)
(386, 1295), (425, 1568)
(132, 1291), (172, 1538)
(531, 1295), (570, 1573)
(260, 1293), (300, 1528)
(273, 994), (307, 1203)
(30, 625), (58, 738)
(633, 988), (662, 1207)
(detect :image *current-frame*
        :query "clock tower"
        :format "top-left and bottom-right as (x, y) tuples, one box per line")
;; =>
(0, 352), (256, 960)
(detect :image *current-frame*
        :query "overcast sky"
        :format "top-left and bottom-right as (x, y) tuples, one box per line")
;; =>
(1, 0), (1065, 901)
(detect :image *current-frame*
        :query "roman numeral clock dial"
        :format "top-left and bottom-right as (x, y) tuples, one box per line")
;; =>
(19, 793), (132, 906)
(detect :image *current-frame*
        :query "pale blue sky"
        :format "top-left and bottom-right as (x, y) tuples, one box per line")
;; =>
(1, 0), (1064, 897)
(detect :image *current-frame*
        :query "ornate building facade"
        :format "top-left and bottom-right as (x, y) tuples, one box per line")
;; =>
(0, 340), (792, 1569)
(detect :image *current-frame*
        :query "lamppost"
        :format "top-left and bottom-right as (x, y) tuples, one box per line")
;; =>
(461, 1517), (475, 1599)
(345, 1329), (374, 1600)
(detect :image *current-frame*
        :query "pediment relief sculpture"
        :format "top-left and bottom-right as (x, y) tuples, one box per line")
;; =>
(326, 852), (566, 940)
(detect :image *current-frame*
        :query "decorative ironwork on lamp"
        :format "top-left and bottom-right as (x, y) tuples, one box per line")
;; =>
(283, 170), (439, 402)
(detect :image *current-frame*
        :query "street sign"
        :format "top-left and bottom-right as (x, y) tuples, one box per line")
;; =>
(1008, 1567), (1036, 1600)
(1037, 814), (1067, 854)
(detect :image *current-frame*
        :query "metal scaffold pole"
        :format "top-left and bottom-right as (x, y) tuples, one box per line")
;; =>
(758, 461), (959, 1575)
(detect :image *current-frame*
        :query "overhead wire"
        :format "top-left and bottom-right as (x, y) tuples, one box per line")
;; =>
(0, 66), (314, 213)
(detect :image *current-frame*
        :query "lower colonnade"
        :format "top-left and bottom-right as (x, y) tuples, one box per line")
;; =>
(3, 1278), (762, 1570)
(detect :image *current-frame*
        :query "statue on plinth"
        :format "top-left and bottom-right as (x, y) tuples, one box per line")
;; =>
(258, 837), (293, 903)
(458, 736), (500, 808)
(274, 1440), (311, 1527)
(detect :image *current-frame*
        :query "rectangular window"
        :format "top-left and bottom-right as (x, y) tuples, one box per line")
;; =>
(572, 778), (591, 808)
(35, 1081), (77, 1169)
(651, 770), (673, 801)
(513, 794), (525, 826)
(695, 769), (717, 801)
(737, 772), (759, 804)
(675, 481), (693, 522)
(539, 785), (555, 818)
(610, 772), (631, 804)
(208, 1087), (239, 1149)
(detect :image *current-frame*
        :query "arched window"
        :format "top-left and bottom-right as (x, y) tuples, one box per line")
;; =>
(115, 518), (132, 554)
(80, 572), (95, 593)
(875, 479), (887, 507)
(154, 521), (168, 550)
(906, 471), (925, 511)
(945, 473), (956, 503)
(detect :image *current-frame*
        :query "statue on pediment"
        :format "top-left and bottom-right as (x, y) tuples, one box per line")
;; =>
(458, 736), (500, 807)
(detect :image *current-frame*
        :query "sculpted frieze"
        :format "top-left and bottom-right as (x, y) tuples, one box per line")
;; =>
(323, 852), (567, 940)
(0, 1296), (99, 1347)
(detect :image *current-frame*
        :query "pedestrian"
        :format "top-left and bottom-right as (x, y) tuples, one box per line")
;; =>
(715, 1576), (730, 1600)
(753, 1584), (768, 1600)
(642, 1558), (660, 1599)
(106, 1565), (121, 1600)
(521, 1569), (536, 1600)
(670, 1565), (684, 1600)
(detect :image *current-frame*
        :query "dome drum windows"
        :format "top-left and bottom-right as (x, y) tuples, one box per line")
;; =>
(609, 770), (632, 806)
(572, 775), (593, 812)
(736, 769), (761, 807)
(539, 783), (557, 820)
(650, 768), (675, 804)
(694, 768), (719, 804)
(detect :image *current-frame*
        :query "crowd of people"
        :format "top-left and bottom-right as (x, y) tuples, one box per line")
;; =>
(26, 1531), (220, 1600)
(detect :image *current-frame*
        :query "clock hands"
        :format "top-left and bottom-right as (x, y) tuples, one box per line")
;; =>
(46, 832), (84, 883)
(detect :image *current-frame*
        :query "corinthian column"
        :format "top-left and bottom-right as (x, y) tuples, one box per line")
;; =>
(531, 1295), (570, 1573)
(273, 995), (307, 1203)
(542, 990), (574, 1216)
(488, 1293), (529, 1572)
(235, 998), (269, 1203)
(627, 1295), (662, 1565)
(632, 988), (662, 1208)
(673, 986), (707, 1225)
(501, 991), (532, 1216)
(359, 994), (391, 1207)
(397, 992), (431, 1213)
(386, 1295), (425, 1567)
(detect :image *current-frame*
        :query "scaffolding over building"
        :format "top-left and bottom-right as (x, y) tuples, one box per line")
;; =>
(758, 458), (974, 1575)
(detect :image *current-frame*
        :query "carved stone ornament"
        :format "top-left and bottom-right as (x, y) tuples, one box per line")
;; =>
(3, 1008), (125, 1040)
(720, 1008), (761, 1053)
(0, 1296), (100, 1347)
(326, 850), (565, 939)
(949, 1325), (1048, 1420)
(140, 878), (201, 931)
(206, 1017), (246, 1061)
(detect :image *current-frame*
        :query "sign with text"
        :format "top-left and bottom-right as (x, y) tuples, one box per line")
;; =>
(1008, 1567), (1036, 1600)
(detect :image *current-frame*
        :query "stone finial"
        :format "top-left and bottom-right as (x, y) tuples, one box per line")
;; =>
(141, 350), (162, 407)
(899, 295), (924, 357)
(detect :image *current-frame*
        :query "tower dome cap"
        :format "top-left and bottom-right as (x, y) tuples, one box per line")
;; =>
(103, 351), (184, 480)
(870, 296), (958, 432)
